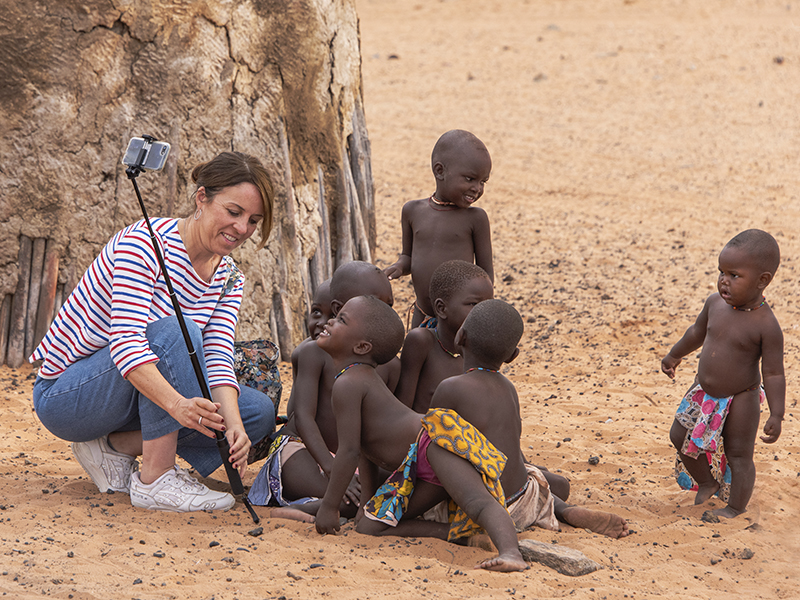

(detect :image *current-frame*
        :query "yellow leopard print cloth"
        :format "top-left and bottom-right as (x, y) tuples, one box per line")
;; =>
(422, 408), (507, 541)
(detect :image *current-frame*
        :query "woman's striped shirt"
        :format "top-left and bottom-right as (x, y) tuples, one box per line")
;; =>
(31, 218), (244, 391)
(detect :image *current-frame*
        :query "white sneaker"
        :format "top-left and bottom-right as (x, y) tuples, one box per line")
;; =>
(129, 466), (235, 512)
(71, 436), (138, 493)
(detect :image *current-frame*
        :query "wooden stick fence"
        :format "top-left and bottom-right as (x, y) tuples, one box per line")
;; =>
(2, 236), (61, 368)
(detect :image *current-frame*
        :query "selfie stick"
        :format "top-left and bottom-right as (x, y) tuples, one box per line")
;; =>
(125, 135), (260, 524)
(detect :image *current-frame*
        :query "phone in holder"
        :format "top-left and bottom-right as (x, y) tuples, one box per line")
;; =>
(122, 137), (170, 171)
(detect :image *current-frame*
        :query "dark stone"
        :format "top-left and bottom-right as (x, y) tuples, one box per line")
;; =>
(701, 511), (720, 524)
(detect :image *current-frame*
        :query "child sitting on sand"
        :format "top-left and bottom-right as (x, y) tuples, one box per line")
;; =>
(661, 229), (785, 518)
(395, 261), (571, 502)
(248, 262), (397, 514)
(383, 130), (494, 328)
(284, 279), (334, 419)
(426, 299), (626, 536)
(394, 260), (493, 413)
(314, 295), (528, 571)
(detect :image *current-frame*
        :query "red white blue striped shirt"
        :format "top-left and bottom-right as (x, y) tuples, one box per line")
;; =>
(31, 218), (243, 391)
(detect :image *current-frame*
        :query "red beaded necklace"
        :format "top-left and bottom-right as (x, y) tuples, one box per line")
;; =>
(732, 298), (766, 312)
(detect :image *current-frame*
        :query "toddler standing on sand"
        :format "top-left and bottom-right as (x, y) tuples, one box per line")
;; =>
(383, 130), (494, 328)
(661, 229), (785, 518)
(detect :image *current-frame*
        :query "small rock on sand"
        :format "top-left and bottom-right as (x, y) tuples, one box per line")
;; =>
(518, 539), (602, 576)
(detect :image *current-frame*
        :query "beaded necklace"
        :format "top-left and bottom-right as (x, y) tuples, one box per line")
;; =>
(429, 194), (456, 209)
(334, 362), (366, 380)
(434, 329), (460, 358)
(732, 298), (766, 312)
(465, 367), (499, 374)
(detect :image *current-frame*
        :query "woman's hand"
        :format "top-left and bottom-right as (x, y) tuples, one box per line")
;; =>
(212, 384), (250, 476)
(176, 396), (225, 438)
(126, 363), (225, 438)
(224, 424), (251, 476)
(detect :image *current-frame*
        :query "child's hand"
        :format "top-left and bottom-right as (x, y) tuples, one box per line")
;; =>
(760, 415), (783, 444)
(383, 255), (410, 280)
(315, 505), (341, 535)
(344, 474), (361, 506)
(383, 264), (403, 280)
(661, 354), (681, 379)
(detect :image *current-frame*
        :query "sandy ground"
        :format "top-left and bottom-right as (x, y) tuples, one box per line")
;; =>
(2, 0), (800, 598)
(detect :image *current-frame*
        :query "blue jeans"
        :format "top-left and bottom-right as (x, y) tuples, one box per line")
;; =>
(33, 316), (275, 477)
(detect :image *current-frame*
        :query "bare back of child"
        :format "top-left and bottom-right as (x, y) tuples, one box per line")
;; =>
(432, 300), (629, 540)
(662, 229), (785, 518)
(315, 296), (529, 572)
(384, 130), (494, 328)
(395, 260), (493, 413)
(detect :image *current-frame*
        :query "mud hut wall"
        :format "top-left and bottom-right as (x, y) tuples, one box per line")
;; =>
(0, 0), (375, 364)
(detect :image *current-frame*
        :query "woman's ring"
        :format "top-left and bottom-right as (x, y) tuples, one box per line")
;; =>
(198, 416), (203, 426)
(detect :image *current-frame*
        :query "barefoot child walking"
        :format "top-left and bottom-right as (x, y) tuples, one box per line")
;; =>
(661, 229), (785, 518)
(383, 130), (494, 328)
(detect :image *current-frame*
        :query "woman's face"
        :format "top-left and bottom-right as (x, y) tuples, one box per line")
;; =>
(196, 182), (264, 257)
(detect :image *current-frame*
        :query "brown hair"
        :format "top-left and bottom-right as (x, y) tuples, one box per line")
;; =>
(191, 151), (274, 250)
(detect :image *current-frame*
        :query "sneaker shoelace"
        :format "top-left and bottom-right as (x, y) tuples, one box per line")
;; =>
(172, 467), (205, 492)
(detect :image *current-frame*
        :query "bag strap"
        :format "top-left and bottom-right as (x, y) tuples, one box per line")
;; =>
(219, 255), (243, 301)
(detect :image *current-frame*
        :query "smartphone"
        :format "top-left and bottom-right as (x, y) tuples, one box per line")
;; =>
(122, 137), (170, 171)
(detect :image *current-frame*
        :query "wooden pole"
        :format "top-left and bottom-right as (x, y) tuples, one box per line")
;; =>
(53, 284), (63, 322)
(335, 169), (354, 268)
(25, 237), (46, 358)
(349, 103), (376, 252)
(7, 235), (32, 368)
(343, 150), (372, 263)
(0, 295), (11, 367)
(34, 239), (60, 350)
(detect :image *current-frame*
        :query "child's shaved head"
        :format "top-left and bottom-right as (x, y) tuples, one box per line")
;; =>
(462, 299), (523, 364)
(431, 129), (489, 169)
(352, 295), (405, 365)
(429, 260), (491, 305)
(331, 260), (393, 308)
(725, 229), (780, 274)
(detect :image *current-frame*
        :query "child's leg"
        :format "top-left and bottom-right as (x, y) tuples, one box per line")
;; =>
(281, 450), (358, 518)
(355, 479), (451, 538)
(669, 418), (718, 504)
(717, 389), (761, 517)
(425, 443), (527, 572)
(553, 497), (629, 538)
(536, 466), (570, 501)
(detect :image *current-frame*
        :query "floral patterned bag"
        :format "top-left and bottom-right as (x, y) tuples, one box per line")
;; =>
(233, 339), (282, 414)
(220, 256), (283, 414)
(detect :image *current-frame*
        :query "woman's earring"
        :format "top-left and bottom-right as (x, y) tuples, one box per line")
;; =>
(194, 208), (202, 220)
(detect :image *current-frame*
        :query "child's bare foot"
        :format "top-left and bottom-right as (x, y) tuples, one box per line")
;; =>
(713, 505), (744, 519)
(694, 481), (720, 505)
(561, 507), (630, 539)
(476, 552), (529, 572)
(269, 507), (316, 523)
